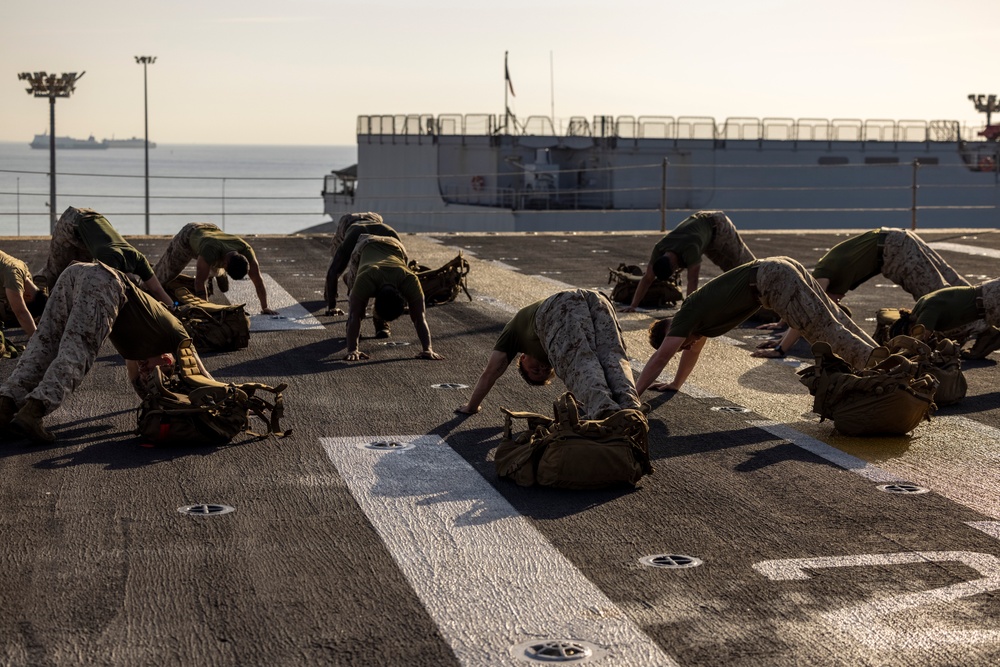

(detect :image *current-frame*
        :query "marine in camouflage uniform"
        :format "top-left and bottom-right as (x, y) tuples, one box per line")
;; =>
(459, 289), (640, 419)
(329, 212), (384, 260)
(625, 210), (755, 309)
(36, 206), (173, 307)
(764, 227), (985, 358)
(325, 220), (398, 314)
(0, 262), (191, 442)
(343, 236), (440, 360)
(634, 257), (880, 395)
(153, 222), (276, 314)
(534, 289), (641, 418)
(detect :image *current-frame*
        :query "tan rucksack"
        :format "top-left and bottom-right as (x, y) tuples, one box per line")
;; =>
(494, 392), (653, 490)
(798, 341), (938, 436)
(166, 277), (251, 352)
(407, 254), (472, 306)
(136, 340), (290, 446)
(607, 264), (683, 308)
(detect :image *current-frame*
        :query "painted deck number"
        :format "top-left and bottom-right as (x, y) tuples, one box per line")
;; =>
(754, 551), (1000, 647)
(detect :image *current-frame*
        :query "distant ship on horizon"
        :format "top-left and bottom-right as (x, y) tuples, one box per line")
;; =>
(29, 133), (155, 149)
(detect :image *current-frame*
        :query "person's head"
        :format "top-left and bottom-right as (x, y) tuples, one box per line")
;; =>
(888, 309), (913, 339)
(26, 290), (48, 320)
(225, 253), (249, 280)
(373, 284), (407, 322)
(648, 317), (672, 349)
(652, 254), (676, 281)
(517, 354), (555, 386)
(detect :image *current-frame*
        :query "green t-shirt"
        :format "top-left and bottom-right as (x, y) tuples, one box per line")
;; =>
(0, 250), (29, 307)
(650, 213), (715, 268)
(109, 278), (190, 359)
(190, 228), (256, 268)
(911, 286), (980, 332)
(667, 262), (760, 339)
(493, 300), (548, 363)
(811, 229), (882, 295)
(77, 214), (154, 280)
(350, 241), (423, 304)
(331, 223), (400, 276)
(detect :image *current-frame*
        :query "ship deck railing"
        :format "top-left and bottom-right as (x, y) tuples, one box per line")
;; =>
(355, 114), (991, 144)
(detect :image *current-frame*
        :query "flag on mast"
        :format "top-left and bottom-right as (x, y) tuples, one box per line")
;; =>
(505, 51), (516, 97)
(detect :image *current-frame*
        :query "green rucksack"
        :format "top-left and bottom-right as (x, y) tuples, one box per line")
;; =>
(494, 392), (652, 490)
(407, 253), (472, 306)
(607, 264), (683, 309)
(165, 276), (251, 352)
(798, 341), (938, 436)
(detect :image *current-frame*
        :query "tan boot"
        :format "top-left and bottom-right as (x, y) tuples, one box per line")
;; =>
(10, 398), (55, 443)
(0, 395), (16, 431)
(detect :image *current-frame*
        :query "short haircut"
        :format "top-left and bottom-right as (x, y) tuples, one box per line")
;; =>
(652, 255), (675, 281)
(517, 354), (554, 386)
(373, 284), (406, 322)
(648, 317), (672, 349)
(26, 291), (48, 319)
(226, 254), (249, 280)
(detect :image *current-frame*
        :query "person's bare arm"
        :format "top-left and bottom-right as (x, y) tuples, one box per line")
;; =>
(408, 297), (443, 360)
(456, 350), (511, 414)
(635, 335), (686, 395)
(194, 257), (213, 299)
(5, 288), (36, 338)
(344, 292), (369, 360)
(247, 255), (278, 315)
(142, 275), (175, 308)
(660, 337), (707, 390)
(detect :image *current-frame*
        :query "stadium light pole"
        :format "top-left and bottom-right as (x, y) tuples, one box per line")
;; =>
(17, 71), (84, 233)
(135, 56), (157, 234)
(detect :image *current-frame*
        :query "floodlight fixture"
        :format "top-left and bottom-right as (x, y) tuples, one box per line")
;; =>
(17, 70), (85, 231)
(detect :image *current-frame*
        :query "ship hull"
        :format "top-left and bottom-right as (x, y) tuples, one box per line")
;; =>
(323, 115), (1000, 231)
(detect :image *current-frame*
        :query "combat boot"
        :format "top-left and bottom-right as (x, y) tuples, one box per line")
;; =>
(0, 395), (16, 430)
(10, 398), (55, 444)
(215, 274), (230, 293)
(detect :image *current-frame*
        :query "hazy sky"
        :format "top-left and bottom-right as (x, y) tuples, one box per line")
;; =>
(3, 0), (997, 146)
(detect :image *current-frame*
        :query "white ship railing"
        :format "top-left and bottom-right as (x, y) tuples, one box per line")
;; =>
(353, 113), (985, 144)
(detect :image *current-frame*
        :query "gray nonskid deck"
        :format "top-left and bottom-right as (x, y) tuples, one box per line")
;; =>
(2, 230), (1000, 666)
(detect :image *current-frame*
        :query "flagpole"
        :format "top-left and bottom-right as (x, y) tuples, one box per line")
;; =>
(504, 51), (509, 134)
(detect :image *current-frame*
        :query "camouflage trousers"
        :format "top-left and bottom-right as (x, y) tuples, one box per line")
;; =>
(343, 235), (408, 294)
(329, 212), (383, 258)
(882, 229), (984, 338)
(534, 289), (641, 419)
(882, 229), (969, 299)
(702, 211), (756, 272)
(757, 257), (877, 370)
(0, 263), (125, 414)
(37, 207), (95, 286)
(979, 278), (1000, 328)
(153, 222), (224, 284)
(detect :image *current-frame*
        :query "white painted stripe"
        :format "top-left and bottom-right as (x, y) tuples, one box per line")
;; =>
(928, 242), (1000, 259)
(756, 551), (1000, 647)
(223, 273), (324, 331)
(321, 435), (678, 667)
(747, 420), (907, 483)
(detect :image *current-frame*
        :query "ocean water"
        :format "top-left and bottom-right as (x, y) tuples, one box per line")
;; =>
(0, 142), (357, 237)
